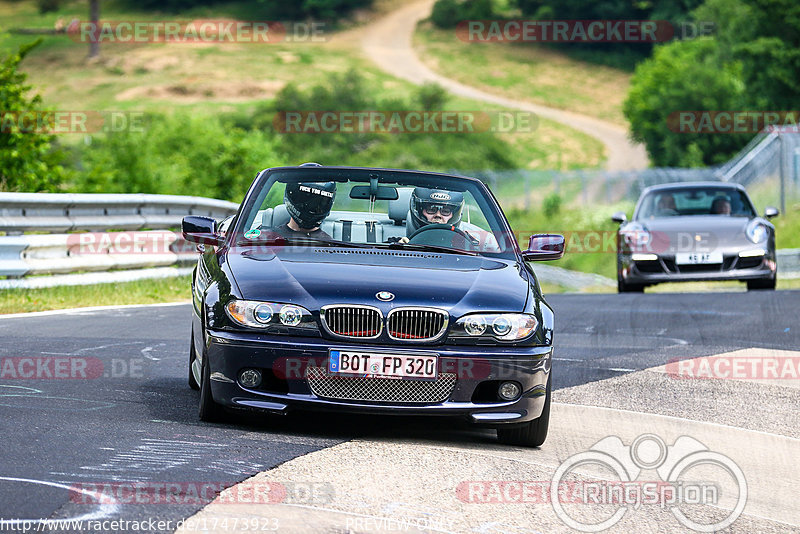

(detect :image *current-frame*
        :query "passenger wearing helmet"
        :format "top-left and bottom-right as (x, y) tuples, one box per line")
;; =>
(407, 187), (464, 235)
(275, 182), (336, 239)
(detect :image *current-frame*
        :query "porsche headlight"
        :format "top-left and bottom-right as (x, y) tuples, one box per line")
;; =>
(226, 300), (315, 331)
(622, 227), (651, 251)
(746, 220), (768, 243)
(452, 313), (538, 341)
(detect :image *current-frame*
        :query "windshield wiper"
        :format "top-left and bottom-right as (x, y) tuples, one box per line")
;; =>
(235, 237), (371, 248)
(382, 242), (479, 256)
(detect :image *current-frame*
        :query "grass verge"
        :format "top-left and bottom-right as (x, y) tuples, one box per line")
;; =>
(0, 275), (191, 314)
(413, 21), (631, 127)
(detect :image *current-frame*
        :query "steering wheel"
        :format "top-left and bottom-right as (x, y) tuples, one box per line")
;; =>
(407, 223), (475, 250)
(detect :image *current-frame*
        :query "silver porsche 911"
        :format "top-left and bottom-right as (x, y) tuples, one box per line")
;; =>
(613, 182), (779, 292)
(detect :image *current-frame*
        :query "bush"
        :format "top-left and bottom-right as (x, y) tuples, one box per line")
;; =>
(431, 0), (492, 29)
(0, 40), (71, 192)
(542, 192), (561, 218)
(416, 83), (448, 111)
(431, 0), (460, 28)
(75, 113), (287, 201)
(270, 69), (519, 171)
(37, 0), (60, 14)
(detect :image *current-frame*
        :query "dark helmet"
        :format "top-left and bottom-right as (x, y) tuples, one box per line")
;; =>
(409, 187), (464, 232)
(284, 181), (336, 229)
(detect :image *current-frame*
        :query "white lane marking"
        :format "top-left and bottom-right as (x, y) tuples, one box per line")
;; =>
(140, 346), (159, 361)
(0, 385), (42, 395)
(0, 301), (189, 320)
(0, 476), (118, 523)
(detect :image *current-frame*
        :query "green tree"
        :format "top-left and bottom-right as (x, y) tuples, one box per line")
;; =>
(697, 0), (800, 109)
(0, 40), (70, 192)
(623, 38), (749, 167)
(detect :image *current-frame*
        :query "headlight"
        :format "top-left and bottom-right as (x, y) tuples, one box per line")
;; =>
(746, 220), (768, 243)
(226, 300), (315, 331)
(622, 228), (651, 251)
(451, 313), (538, 341)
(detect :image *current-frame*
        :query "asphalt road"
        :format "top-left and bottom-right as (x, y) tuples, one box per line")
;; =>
(0, 290), (797, 531)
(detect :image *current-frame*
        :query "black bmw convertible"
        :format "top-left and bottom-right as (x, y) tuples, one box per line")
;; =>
(182, 164), (564, 447)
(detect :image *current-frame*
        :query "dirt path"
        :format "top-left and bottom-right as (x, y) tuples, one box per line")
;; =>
(360, 0), (649, 171)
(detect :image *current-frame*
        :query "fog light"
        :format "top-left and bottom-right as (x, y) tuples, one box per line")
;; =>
(498, 381), (521, 401)
(239, 368), (262, 388)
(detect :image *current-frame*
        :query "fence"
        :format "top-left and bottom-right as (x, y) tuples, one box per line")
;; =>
(0, 193), (239, 284)
(480, 131), (800, 212)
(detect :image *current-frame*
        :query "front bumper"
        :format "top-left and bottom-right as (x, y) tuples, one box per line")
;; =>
(204, 330), (552, 425)
(619, 250), (776, 285)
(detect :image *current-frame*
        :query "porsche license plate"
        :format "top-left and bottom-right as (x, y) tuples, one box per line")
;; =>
(328, 350), (437, 378)
(675, 252), (723, 265)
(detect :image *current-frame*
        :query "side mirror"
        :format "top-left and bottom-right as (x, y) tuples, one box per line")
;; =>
(182, 216), (223, 246)
(764, 206), (779, 219)
(611, 211), (627, 224)
(522, 234), (565, 262)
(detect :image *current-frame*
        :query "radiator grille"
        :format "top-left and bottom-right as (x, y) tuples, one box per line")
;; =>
(306, 366), (456, 404)
(386, 308), (448, 341)
(321, 305), (382, 338)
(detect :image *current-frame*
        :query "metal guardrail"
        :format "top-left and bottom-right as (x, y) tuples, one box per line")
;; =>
(1, 193), (239, 279)
(0, 192), (238, 234)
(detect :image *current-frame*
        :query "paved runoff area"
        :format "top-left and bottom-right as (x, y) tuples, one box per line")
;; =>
(180, 348), (800, 533)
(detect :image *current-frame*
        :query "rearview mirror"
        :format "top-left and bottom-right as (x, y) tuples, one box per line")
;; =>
(764, 206), (779, 219)
(182, 216), (223, 246)
(350, 185), (399, 200)
(522, 234), (565, 262)
(611, 211), (627, 224)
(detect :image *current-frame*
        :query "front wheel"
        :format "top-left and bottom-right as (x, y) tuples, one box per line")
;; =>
(188, 327), (199, 390)
(198, 349), (225, 422)
(618, 278), (644, 293)
(747, 276), (776, 290)
(497, 374), (551, 447)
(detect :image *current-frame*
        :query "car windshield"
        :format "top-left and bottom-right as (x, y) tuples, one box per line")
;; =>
(233, 168), (515, 258)
(637, 187), (756, 219)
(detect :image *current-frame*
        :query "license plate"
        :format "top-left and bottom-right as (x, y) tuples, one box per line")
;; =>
(328, 350), (437, 379)
(675, 252), (723, 265)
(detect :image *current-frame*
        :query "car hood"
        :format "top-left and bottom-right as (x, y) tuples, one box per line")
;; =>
(633, 216), (756, 253)
(224, 247), (529, 314)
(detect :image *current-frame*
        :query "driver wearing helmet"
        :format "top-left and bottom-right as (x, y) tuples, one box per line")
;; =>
(408, 187), (464, 233)
(394, 187), (465, 244)
(275, 182), (336, 239)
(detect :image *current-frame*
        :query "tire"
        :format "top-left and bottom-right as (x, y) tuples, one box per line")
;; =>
(497, 374), (551, 448)
(747, 276), (776, 290)
(198, 348), (225, 422)
(618, 278), (644, 293)
(188, 327), (200, 391)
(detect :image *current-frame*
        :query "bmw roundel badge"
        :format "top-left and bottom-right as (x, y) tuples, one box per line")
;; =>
(376, 291), (394, 301)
